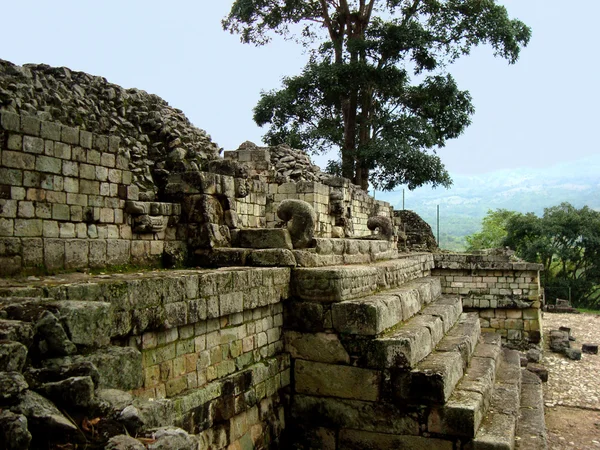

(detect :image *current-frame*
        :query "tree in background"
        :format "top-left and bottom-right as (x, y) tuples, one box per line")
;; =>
(223, 1), (530, 191)
(465, 208), (518, 251)
(500, 203), (600, 308)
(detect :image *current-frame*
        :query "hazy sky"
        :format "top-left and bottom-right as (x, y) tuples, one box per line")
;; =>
(2, 1), (599, 176)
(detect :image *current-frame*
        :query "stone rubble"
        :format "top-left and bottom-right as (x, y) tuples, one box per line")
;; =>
(0, 59), (221, 196)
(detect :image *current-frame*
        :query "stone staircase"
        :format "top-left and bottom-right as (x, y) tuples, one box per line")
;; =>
(284, 251), (547, 449)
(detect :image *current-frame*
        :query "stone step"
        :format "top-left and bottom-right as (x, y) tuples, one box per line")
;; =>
(331, 277), (444, 336)
(291, 253), (434, 302)
(293, 238), (398, 267)
(427, 332), (502, 438)
(467, 348), (522, 450)
(515, 369), (548, 450)
(353, 300), (465, 371)
(392, 314), (484, 405)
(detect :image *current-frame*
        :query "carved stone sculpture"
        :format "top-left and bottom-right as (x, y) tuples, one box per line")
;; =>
(277, 199), (316, 249)
(367, 215), (394, 241)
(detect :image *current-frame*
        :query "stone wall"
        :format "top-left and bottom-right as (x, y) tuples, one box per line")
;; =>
(225, 145), (394, 238)
(432, 253), (543, 345)
(0, 59), (220, 197)
(0, 111), (186, 275)
(2, 266), (291, 448)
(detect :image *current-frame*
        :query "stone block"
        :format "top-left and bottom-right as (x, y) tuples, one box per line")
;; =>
(61, 125), (79, 145)
(246, 249), (296, 267)
(51, 301), (114, 346)
(0, 199), (17, 218)
(0, 341), (28, 372)
(20, 115), (41, 136)
(291, 394), (419, 436)
(238, 228), (293, 250)
(339, 429), (453, 450)
(22, 238), (43, 266)
(286, 331), (350, 364)
(3, 151), (35, 170)
(0, 168), (23, 186)
(65, 240), (89, 269)
(0, 111), (20, 132)
(23, 135), (44, 154)
(428, 390), (485, 438)
(80, 130), (93, 149)
(394, 351), (463, 404)
(35, 155), (62, 174)
(41, 121), (61, 140)
(46, 346), (142, 390)
(295, 360), (380, 401)
(14, 219), (42, 237)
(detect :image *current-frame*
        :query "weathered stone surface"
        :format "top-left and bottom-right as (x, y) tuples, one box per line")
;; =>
(515, 370), (547, 450)
(25, 360), (100, 389)
(366, 215), (394, 241)
(44, 346), (142, 390)
(437, 314), (483, 368)
(0, 340), (28, 372)
(0, 411), (32, 450)
(0, 372), (28, 401)
(10, 390), (78, 434)
(295, 360), (380, 401)
(428, 390), (485, 438)
(51, 300), (114, 346)
(526, 363), (548, 382)
(147, 427), (197, 450)
(367, 323), (433, 369)
(339, 429), (453, 450)
(468, 411), (516, 450)
(35, 310), (77, 356)
(0, 320), (33, 346)
(285, 331), (350, 364)
(277, 199), (316, 249)
(394, 351), (463, 404)
(564, 347), (582, 360)
(105, 435), (146, 450)
(421, 296), (463, 333)
(40, 376), (95, 408)
(291, 394), (419, 435)
(97, 389), (134, 414)
(332, 294), (403, 336)
(582, 343), (598, 354)
(246, 248), (296, 267)
(238, 228), (293, 250)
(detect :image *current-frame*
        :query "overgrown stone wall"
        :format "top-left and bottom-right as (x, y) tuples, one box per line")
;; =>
(225, 145), (394, 238)
(0, 59), (220, 197)
(2, 266), (291, 448)
(0, 111), (187, 275)
(432, 253), (543, 345)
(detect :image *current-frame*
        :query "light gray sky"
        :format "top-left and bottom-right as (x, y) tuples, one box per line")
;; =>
(2, 1), (599, 176)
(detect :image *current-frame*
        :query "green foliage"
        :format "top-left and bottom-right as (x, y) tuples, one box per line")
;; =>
(502, 203), (600, 308)
(466, 208), (518, 251)
(224, 0), (531, 190)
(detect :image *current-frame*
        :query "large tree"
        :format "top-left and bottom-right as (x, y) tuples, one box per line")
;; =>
(224, 0), (531, 190)
(503, 203), (600, 308)
(466, 208), (519, 251)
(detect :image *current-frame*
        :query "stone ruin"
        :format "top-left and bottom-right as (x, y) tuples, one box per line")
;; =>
(0, 60), (548, 449)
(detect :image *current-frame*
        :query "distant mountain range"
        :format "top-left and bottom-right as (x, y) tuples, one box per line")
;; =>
(376, 155), (600, 250)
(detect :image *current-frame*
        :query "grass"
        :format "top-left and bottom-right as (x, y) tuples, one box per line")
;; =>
(576, 308), (600, 315)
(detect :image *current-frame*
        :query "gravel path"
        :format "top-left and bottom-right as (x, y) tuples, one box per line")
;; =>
(542, 311), (600, 449)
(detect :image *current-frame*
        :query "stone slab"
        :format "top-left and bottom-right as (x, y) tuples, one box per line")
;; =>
(295, 360), (380, 402)
(394, 351), (464, 404)
(238, 228), (293, 250)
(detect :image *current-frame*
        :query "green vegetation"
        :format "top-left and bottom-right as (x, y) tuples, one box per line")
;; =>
(466, 209), (518, 251)
(224, 1), (530, 191)
(466, 203), (600, 308)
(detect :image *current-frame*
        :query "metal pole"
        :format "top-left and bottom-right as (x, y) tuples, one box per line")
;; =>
(437, 204), (440, 245)
(402, 189), (405, 210)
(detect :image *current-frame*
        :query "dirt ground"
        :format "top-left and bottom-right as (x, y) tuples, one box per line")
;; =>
(542, 312), (600, 449)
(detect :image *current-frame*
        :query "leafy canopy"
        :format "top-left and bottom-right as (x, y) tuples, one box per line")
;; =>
(499, 203), (600, 308)
(466, 208), (518, 251)
(224, 1), (531, 190)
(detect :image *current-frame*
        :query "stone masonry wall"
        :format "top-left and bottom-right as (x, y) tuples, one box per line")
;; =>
(225, 145), (394, 238)
(0, 112), (186, 275)
(17, 266), (292, 448)
(432, 253), (543, 345)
